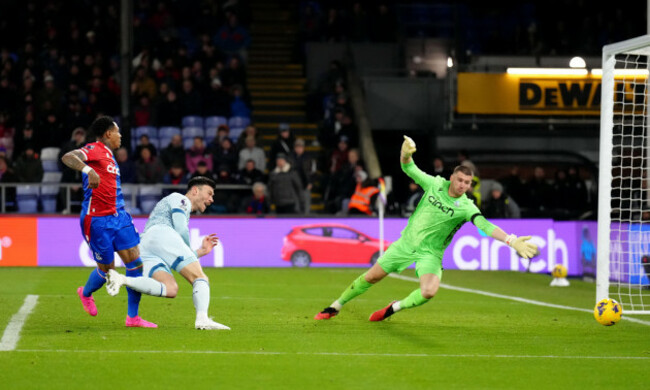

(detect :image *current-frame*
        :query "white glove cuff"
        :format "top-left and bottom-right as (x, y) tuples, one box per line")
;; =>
(505, 234), (517, 247)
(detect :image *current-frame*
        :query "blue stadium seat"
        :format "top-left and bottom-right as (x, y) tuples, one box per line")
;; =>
(158, 126), (182, 139)
(204, 116), (228, 128)
(121, 184), (137, 209)
(42, 172), (62, 183)
(182, 126), (205, 140)
(229, 127), (245, 140)
(40, 184), (59, 213)
(135, 126), (158, 139)
(183, 138), (195, 149)
(16, 185), (39, 213)
(41, 147), (61, 173)
(159, 137), (173, 149)
(228, 116), (251, 129)
(42, 160), (60, 173)
(182, 116), (204, 128)
(138, 185), (162, 214)
(204, 127), (218, 140)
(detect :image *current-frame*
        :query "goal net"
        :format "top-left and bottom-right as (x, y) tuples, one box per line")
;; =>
(598, 35), (650, 314)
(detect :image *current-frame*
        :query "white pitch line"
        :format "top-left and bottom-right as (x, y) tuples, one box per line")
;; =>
(0, 295), (39, 351)
(9, 349), (650, 360)
(388, 274), (650, 327)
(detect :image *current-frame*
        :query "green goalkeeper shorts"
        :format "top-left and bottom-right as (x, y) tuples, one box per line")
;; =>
(377, 238), (443, 278)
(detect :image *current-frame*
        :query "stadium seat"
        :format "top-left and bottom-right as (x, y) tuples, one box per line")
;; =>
(135, 126), (158, 139)
(204, 116), (228, 128)
(158, 126), (182, 139)
(42, 160), (60, 172)
(228, 116), (250, 129)
(40, 147), (60, 161)
(42, 172), (62, 183)
(183, 138), (195, 149)
(182, 126), (205, 140)
(40, 184), (59, 213)
(138, 185), (162, 214)
(229, 127), (245, 140)
(182, 116), (204, 128)
(204, 127), (218, 140)
(41, 147), (61, 172)
(16, 185), (39, 213)
(124, 206), (142, 216)
(159, 137), (173, 149)
(121, 184), (137, 209)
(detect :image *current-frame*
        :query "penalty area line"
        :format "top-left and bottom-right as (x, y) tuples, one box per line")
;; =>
(388, 274), (650, 327)
(0, 295), (39, 351)
(10, 349), (650, 360)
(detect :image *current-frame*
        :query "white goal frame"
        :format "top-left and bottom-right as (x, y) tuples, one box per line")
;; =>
(598, 34), (650, 314)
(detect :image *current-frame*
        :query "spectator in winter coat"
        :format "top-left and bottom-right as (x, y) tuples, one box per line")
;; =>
(237, 159), (265, 185)
(13, 146), (43, 182)
(268, 153), (303, 214)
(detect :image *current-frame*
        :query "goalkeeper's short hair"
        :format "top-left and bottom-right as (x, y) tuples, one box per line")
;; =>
(453, 165), (474, 177)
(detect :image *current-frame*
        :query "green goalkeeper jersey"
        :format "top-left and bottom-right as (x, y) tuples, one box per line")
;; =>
(400, 161), (496, 256)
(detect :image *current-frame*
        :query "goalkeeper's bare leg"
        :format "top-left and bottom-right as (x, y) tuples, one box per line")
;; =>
(369, 273), (439, 321)
(314, 263), (389, 320)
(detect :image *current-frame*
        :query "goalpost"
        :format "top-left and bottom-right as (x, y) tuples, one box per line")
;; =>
(598, 34), (650, 314)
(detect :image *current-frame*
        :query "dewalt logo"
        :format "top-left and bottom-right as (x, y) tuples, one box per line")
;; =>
(519, 79), (646, 112)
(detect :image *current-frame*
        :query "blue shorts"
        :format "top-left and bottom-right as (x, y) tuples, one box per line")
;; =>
(81, 208), (140, 265)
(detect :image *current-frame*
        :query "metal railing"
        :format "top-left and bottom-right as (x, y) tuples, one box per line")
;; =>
(0, 182), (252, 214)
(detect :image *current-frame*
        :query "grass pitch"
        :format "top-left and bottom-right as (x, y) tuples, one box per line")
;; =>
(1, 267), (648, 389)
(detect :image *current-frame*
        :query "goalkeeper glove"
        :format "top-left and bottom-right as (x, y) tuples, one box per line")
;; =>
(401, 135), (417, 159)
(505, 234), (538, 259)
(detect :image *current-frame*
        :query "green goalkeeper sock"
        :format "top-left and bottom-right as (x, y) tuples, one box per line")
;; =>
(399, 288), (430, 310)
(337, 272), (373, 305)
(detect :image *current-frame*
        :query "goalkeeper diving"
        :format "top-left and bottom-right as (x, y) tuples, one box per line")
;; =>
(315, 135), (538, 321)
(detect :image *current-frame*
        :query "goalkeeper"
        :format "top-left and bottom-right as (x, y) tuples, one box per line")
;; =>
(315, 136), (538, 322)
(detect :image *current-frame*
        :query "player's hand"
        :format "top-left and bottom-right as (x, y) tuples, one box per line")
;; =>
(201, 233), (219, 253)
(401, 135), (416, 159)
(87, 169), (100, 189)
(506, 235), (538, 259)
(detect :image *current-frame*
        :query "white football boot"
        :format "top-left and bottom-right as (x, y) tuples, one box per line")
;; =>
(195, 317), (231, 330)
(105, 269), (127, 296)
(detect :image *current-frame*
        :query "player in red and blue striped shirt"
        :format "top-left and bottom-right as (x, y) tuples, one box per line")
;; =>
(62, 116), (167, 328)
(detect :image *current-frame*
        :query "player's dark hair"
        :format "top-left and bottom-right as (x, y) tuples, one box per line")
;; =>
(88, 116), (116, 140)
(187, 176), (216, 191)
(453, 165), (474, 177)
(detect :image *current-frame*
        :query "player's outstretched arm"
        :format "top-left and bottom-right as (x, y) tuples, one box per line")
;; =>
(61, 150), (100, 188)
(400, 135), (437, 189)
(491, 226), (538, 259)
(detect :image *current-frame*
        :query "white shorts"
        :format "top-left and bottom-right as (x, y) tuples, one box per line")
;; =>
(140, 225), (198, 277)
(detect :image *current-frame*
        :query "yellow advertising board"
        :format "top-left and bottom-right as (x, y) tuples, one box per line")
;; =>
(457, 73), (646, 115)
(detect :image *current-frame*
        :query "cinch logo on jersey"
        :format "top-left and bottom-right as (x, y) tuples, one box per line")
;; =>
(427, 194), (455, 217)
(106, 163), (120, 175)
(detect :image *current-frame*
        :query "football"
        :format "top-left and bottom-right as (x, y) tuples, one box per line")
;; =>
(551, 264), (567, 278)
(594, 298), (623, 326)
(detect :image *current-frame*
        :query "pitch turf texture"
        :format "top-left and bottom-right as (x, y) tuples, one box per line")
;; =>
(1, 268), (648, 389)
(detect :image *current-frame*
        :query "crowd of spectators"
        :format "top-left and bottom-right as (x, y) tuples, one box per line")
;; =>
(0, 0), (277, 214)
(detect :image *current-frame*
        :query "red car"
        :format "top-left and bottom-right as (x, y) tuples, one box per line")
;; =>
(281, 223), (391, 267)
